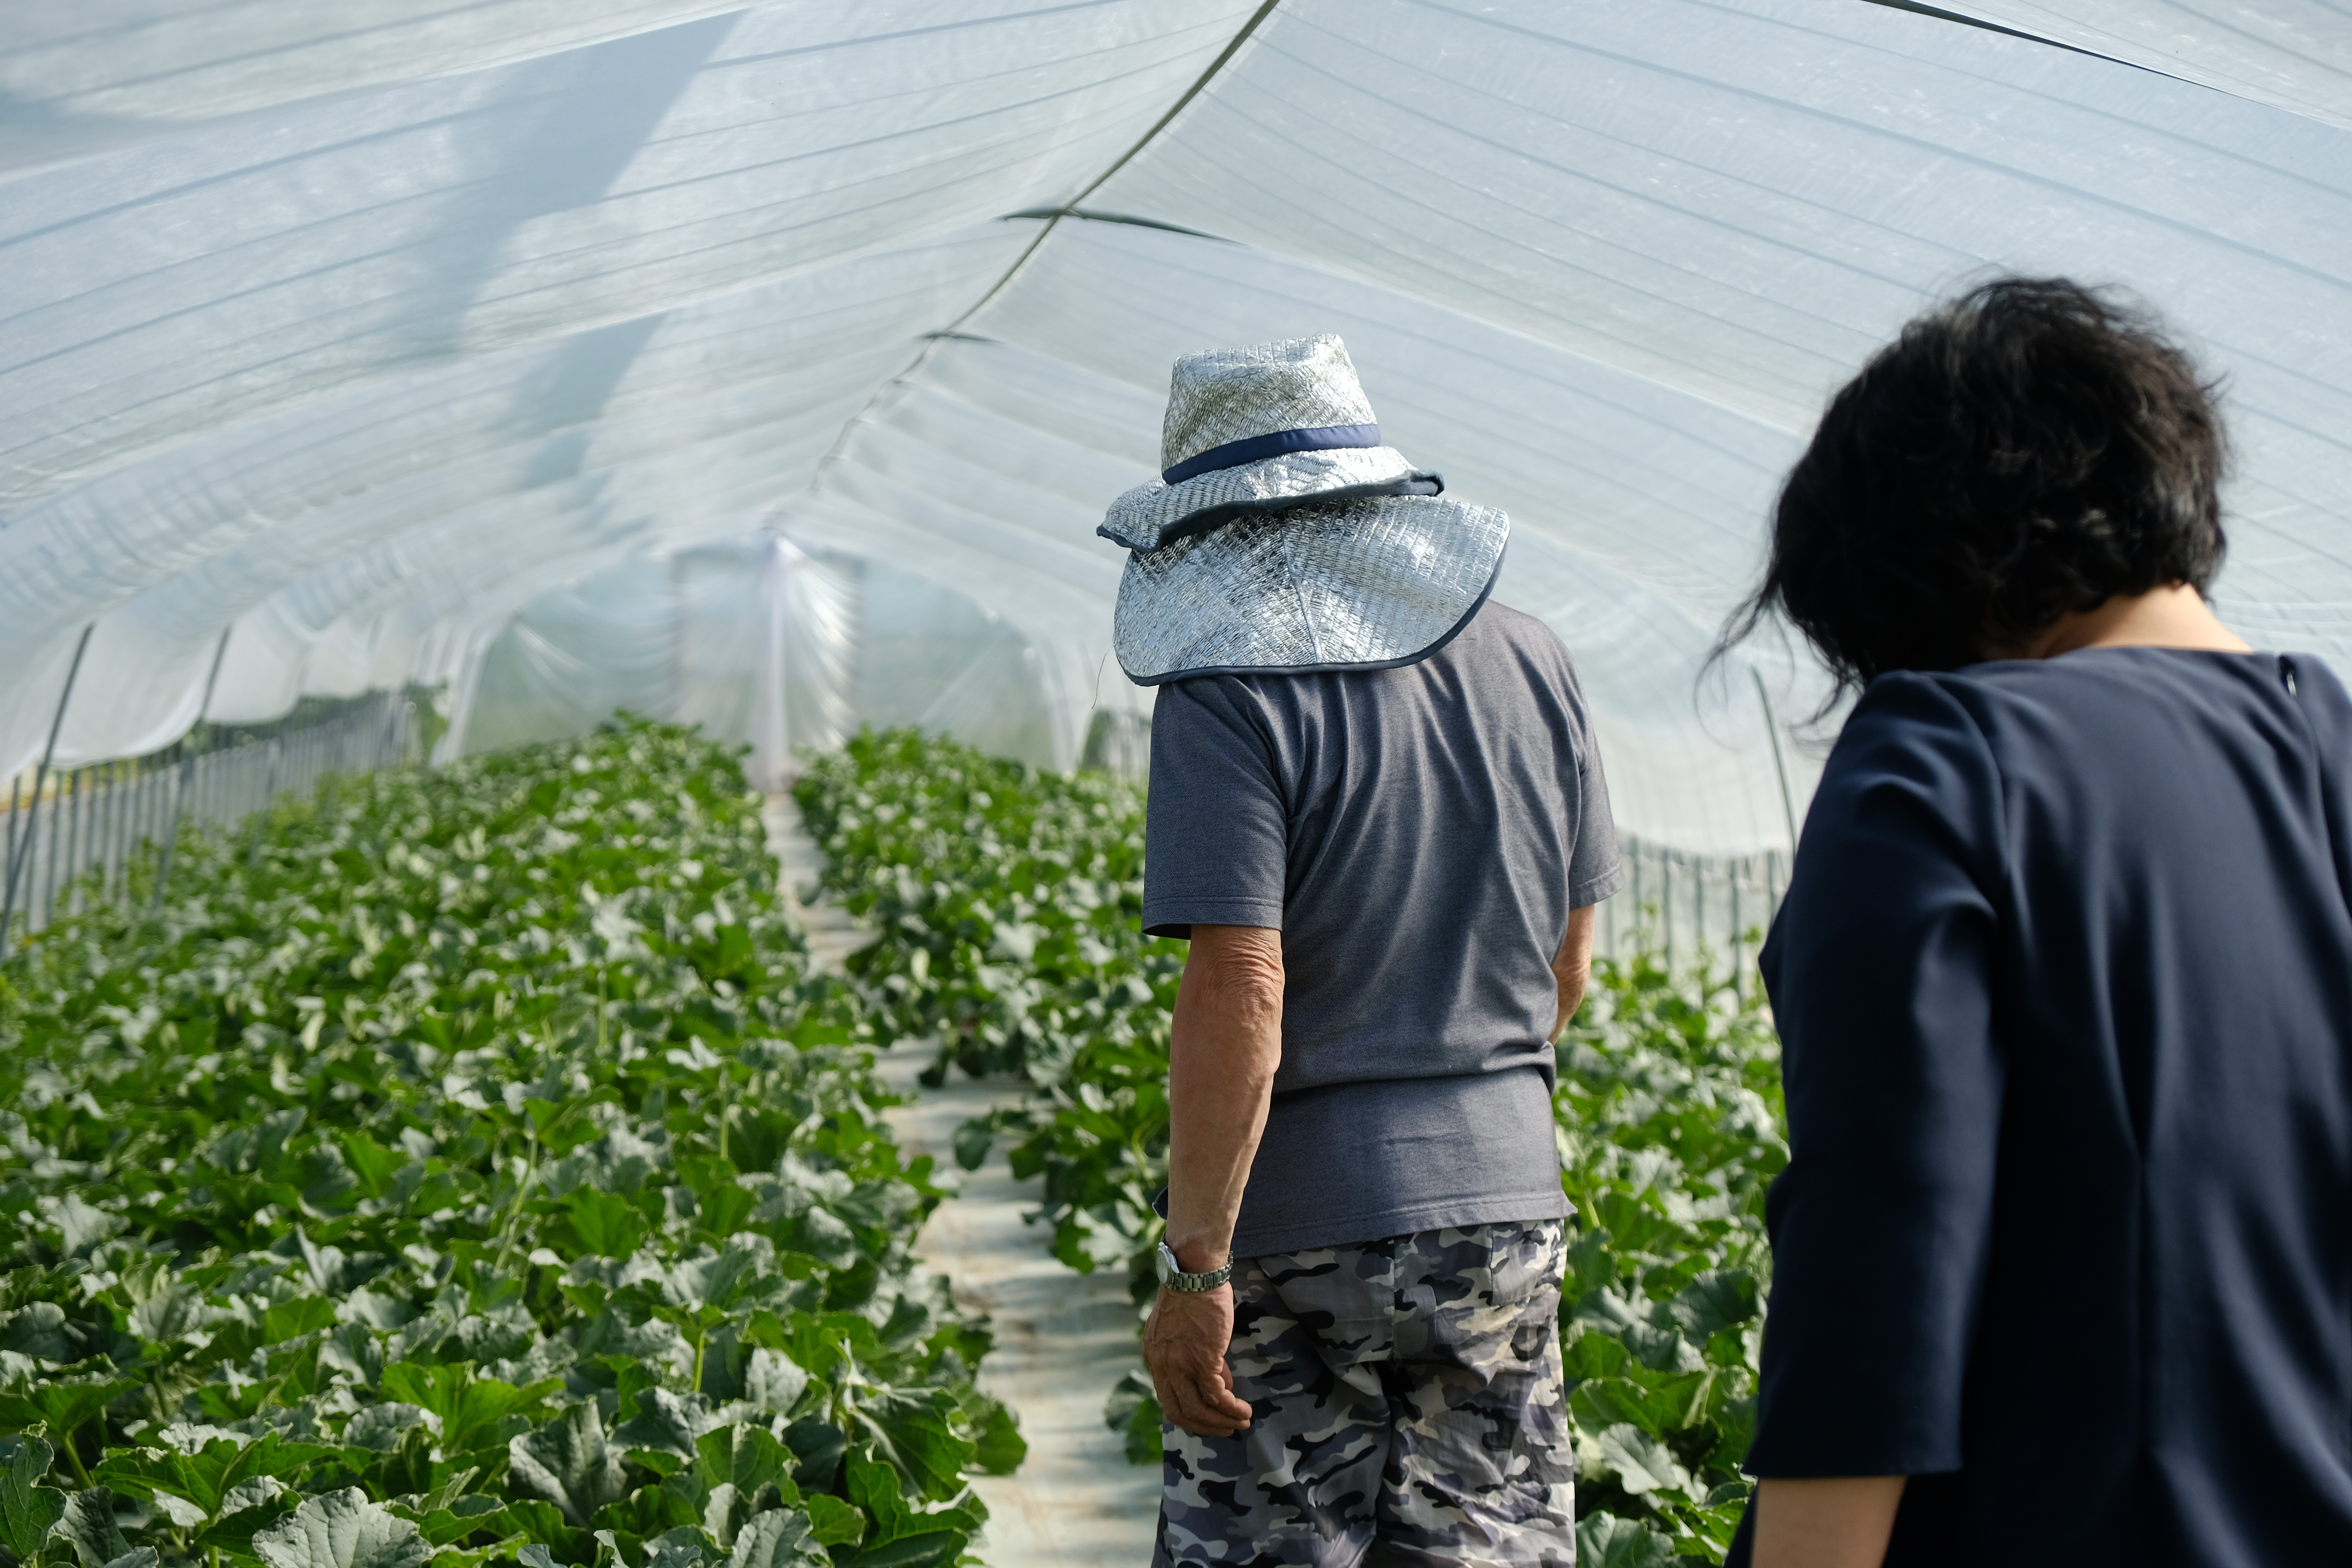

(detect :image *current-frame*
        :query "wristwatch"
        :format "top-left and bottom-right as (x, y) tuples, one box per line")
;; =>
(1155, 1240), (1234, 1293)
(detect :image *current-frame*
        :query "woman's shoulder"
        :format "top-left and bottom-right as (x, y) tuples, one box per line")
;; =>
(1861, 648), (2331, 733)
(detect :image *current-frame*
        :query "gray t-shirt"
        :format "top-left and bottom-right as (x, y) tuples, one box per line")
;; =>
(1143, 600), (1625, 1256)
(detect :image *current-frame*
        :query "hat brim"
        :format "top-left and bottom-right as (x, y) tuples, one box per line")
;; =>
(1097, 445), (1441, 552)
(1111, 494), (1508, 686)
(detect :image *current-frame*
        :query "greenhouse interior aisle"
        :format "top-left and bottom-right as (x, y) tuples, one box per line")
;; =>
(762, 793), (1161, 1566)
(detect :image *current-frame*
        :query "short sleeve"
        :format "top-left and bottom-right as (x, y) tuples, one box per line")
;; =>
(1746, 673), (2008, 1477)
(1557, 651), (1625, 907)
(1140, 678), (1289, 938)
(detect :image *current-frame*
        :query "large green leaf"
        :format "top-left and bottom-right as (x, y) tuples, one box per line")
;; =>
(564, 1193), (643, 1262)
(0, 1436), (67, 1561)
(506, 1407), (628, 1528)
(251, 1490), (431, 1568)
(842, 1390), (972, 1504)
(612, 1390), (714, 1466)
(2, 1303), (76, 1363)
(1593, 1424), (1695, 1498)
(1573, 1512), (1680, 1568)
(658, 1242), (776, 1317)
(200, 1501), (305, 1566)
(379, 1363), (560, 1458)
(95, 1433), (327, 1524)
(637, 1526), (713, 1568)
(0, 1372), (138, 1437)
(129, 1284), (226, 1346)
(720, 1509), (824, 1568)
(799, 1497), (861, 1549)
(54, 1486), (131, 1568)
(1664, 1272), (1758, 1341)
(962, 1393), (1025, 1477)
(738, 1350), (805, 1418)
(839, 1456), (976, 1568)
(340, 1405), (434, 1454)
(692, 1428), (789, 1501)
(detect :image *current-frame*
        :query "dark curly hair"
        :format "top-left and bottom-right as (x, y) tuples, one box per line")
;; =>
(1724, 277), (2229, 700)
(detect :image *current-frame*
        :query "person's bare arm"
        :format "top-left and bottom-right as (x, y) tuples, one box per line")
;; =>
(1143, 923), (1284, 1438)
(1751, 1477), (1907, 1568)
(1550, 904), (1597, 1041)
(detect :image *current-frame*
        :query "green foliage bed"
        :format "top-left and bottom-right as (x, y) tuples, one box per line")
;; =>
(0, 720), (1018, 1568)
(796, 729), (1787, 1566)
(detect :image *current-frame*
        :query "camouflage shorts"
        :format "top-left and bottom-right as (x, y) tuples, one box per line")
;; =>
(1154, 1217), (1574, 1567)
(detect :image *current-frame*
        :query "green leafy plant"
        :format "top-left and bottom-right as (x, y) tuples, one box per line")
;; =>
(1553, 947), (1784, 1564)
(791, 731), (1183, 1090)
(0, 718), (1019, 1568)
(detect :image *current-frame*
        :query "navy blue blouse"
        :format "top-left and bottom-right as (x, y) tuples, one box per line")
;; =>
(1730, 649), (2352, 1566)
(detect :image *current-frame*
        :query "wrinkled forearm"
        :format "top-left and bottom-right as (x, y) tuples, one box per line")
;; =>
(1164, 925), (1284, 1272)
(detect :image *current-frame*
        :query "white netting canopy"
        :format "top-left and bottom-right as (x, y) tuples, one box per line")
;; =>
(5, 0), (2349, 853)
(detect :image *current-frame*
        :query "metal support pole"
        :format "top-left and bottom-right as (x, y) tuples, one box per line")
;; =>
(247, 737), (282, 867)
(47, 771), (70, 926)
(1753, 666), (1800, 856)
(1662, 850), (1676, 977)
(1731, 867), (1744, 1006)
(0, 625), (93, 957)
(67, 770), (81, 915)
(1630, 848), (1644, 956)
(95, 764), (111, 903)
(155, 627), (232, 912)
(104, 762), (122, 902)
(1695, 856), (1708, 988)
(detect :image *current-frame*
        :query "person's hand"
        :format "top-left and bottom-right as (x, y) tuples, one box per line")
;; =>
(1142, 1284), (1253, 1437)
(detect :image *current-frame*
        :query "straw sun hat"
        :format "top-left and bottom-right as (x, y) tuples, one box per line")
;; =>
(1099, 334), (1508, 684)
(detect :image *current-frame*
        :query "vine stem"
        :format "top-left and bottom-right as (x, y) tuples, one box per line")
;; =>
(492, 1127), (538, 1276)
(58, 1426), (93, 1487)
(717, 1059), (733, 1165)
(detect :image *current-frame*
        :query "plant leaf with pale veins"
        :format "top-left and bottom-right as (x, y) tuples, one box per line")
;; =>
(613, 1389), (715, 1465)
(0, 1372), (140, 1437)
(252, 1490), (431, 1568)
(507, 1406), (628, 1528)
(55, 1486), (131, 1567)
(1573, 1512), (1679, 1568)
(739, 1350), (804, 1418)
(722, 1510), (825, 1568)
(1593, 1424), (1694, 1497)
(0, 1436), (66, 1561)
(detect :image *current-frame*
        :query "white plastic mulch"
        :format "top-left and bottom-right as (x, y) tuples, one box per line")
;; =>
(763, 797), (1161, 1568)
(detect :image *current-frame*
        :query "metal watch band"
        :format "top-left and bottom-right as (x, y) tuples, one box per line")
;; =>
(1155, 1240), (1234, 1292)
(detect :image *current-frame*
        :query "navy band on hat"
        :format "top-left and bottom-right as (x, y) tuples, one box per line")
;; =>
(1160, 423), (1381, 486)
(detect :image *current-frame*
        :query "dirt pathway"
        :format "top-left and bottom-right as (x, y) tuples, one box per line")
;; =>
(762, 795), (1160, 1567)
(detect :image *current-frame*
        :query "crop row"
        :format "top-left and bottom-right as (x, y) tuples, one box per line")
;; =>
(795, 729), (1788, 1566)
(0, 720), (1019, 1568)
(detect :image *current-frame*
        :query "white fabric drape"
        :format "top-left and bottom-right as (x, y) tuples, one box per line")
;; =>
(4, 0), (2348, 850)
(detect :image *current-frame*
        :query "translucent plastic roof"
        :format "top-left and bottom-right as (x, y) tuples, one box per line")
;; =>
(4, 0), (2350, 854)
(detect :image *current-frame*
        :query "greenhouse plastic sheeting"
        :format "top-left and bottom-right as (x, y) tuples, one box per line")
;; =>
(3, 0), (2349, 853)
